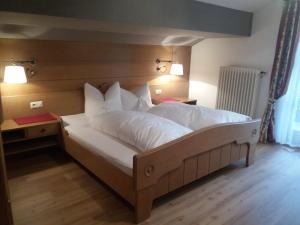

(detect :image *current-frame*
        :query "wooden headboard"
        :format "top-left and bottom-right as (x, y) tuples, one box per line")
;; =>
(0, 39), (191, 119)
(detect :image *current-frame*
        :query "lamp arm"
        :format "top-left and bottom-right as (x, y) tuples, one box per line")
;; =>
(15, 59), (36, 65)
(0, 58), (36, 65)
(156, 59), (172, 64)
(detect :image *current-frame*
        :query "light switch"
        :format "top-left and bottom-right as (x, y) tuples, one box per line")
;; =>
(30, 101), (43, 109)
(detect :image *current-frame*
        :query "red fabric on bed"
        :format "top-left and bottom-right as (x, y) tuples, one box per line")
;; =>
(14, 113), (56, 125)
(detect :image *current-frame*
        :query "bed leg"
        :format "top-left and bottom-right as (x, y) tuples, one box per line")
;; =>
(135, 187), (154, 223)
(246, 144), (255, 167)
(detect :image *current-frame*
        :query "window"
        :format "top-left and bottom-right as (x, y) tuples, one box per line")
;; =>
(274, 43), (300, 147)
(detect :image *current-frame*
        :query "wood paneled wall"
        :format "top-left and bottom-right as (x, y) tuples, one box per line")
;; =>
(0, 39), (191, 119)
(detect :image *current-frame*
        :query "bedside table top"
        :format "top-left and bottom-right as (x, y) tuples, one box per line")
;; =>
(152, 97), (196, 104)
(1, 113), (60, 132)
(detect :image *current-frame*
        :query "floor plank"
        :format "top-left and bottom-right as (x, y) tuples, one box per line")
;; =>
(6, 145), (300, 225)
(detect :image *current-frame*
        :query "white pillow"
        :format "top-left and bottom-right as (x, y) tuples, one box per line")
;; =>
(105, 82), (122, 111)
(84, 82), (122, 117)
(84, 83), (105, 117)
(121, 83), (153, 111)
(134, 83), (152, 107)
(121, 89), (139, 111)
(136, 98), (151, 112)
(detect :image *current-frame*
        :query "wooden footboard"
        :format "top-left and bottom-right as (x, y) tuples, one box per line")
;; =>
(133, 119), (260, 222)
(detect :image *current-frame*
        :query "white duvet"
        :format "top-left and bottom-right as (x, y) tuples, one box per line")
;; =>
(148, 102), (251, 131)
(90, 111), (192, 152)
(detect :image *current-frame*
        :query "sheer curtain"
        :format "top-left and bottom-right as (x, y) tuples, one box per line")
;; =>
(275, 41), (300, 147)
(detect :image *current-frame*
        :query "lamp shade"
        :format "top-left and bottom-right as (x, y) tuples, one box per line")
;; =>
(170, 63), (184, 76)
(4, 65), (27, 84)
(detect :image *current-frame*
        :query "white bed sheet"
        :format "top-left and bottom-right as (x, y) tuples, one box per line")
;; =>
(61, 113), (89, 127)
(62, 114), (138, 176)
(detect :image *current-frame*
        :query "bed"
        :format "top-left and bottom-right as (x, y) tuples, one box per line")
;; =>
(61, 115), (260, 223)
(61, 107), (260, 223)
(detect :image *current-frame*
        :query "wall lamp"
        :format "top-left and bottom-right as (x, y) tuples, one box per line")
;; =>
(1, 58), (36, 84)
(156, 58), (172, 73)
(156, 47), (184, 76)
(156, 58), (184, 76)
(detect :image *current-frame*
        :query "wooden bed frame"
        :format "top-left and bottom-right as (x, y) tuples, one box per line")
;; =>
(61, 116), (260, 223)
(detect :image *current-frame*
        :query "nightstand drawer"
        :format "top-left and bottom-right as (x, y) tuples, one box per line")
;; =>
(27, 124), (59, 138)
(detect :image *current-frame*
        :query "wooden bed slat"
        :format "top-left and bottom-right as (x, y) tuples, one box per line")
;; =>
(220, 144), (232, 167)
(197, 152), (210, 178)
(240, 144), (248, 159)
(168, 165), (184, 192)
(230, 143), (241, 162)
(209, 147), (222, 173)
(183, 157), (198, 185)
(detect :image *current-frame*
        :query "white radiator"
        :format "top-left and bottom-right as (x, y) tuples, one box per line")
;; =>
(216, 66), (263, 118)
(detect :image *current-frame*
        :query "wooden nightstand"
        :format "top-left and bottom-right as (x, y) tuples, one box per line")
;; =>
(1, 114), (61, 156)
(152, 97), (197, 105)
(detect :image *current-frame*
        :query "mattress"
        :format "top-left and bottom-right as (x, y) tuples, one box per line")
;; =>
(61, 114), (139, 176)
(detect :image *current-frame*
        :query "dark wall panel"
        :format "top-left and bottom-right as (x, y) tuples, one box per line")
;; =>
(0, 0), (253, 36)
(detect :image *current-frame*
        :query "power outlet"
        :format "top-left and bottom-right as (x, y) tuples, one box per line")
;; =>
(155, 89), (162, 95)
(30, 101), (43, 109)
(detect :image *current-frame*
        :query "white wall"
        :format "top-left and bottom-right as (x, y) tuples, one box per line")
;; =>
(189, 0), (283, 118)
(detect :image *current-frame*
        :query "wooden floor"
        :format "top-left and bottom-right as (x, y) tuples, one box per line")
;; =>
(6, 145), (300, 225)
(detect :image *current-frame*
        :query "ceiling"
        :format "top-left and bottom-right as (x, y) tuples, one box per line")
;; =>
(0, 1), (253, 45)
(0, 12), (238, 46)
(196, 0), (272, 12)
